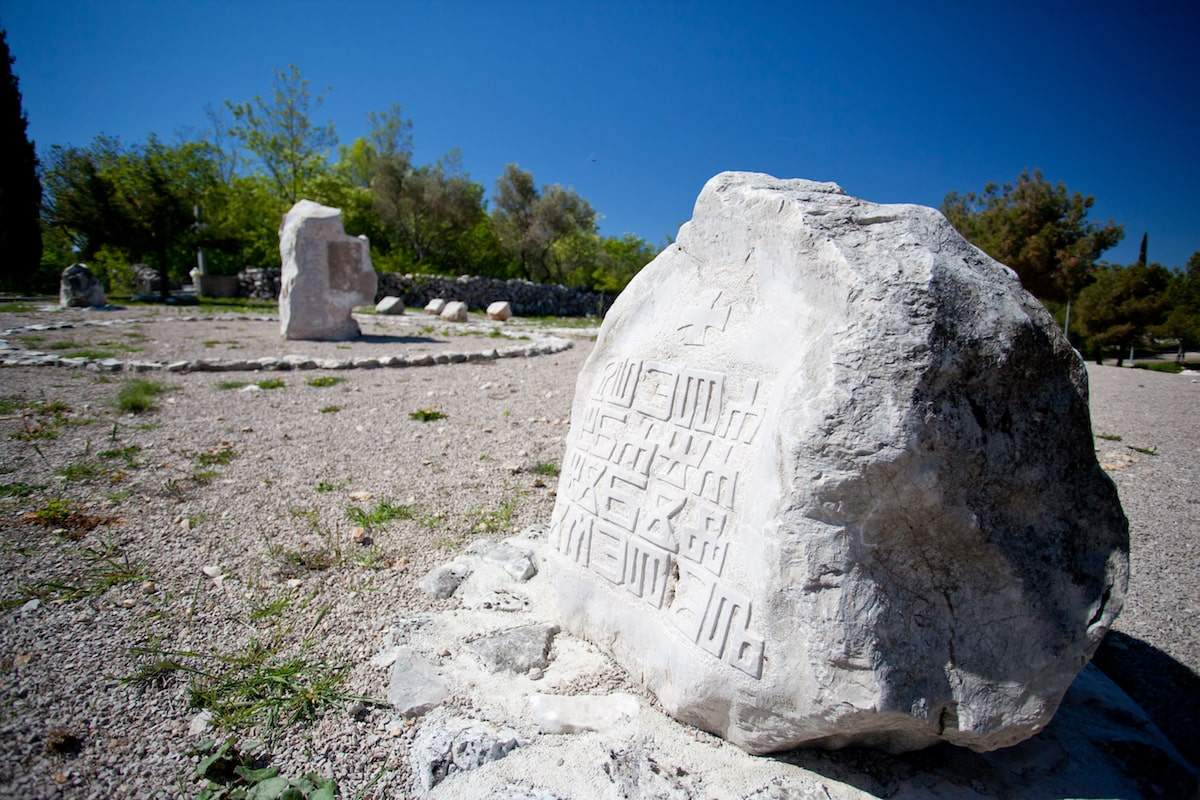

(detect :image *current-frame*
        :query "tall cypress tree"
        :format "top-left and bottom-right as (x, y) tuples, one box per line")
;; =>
(0, 29), (42, 291)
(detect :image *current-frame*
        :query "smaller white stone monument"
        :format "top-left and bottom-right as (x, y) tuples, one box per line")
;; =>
(424, 298), (447, 315)
(486, 301), (512, 321)
(440, 301), (468, 322)
(376, 296), (405, 315)
(278, 200), (377, 341)
(59, 263), (106, 308)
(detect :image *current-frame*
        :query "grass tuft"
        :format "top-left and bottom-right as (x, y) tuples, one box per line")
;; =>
(345, 500), (413, 529)
(531, 461), (560, 477)
(409, 408), (446, 422)
(306, 376), (344, 388)
(116, 379), (169, 414)
(319, 405), (341, 414)
(256, 378), (286, 390)
(216, 380), (249, 391)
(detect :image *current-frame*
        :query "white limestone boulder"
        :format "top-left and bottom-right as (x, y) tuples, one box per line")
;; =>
(487, 301), (513, 321)
(376, 295), (405, 315)
(440, 301), (468, 322)
(545, 172), (1129, 755)
(278, 200), (377, 341)
(425, 298), (447, 315)
(59, 263), (106, 308)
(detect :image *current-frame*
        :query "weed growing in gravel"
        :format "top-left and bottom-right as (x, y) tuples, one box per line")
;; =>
(249, 597), (291, 622)
(23, 498), (112, 536)
(319, 405), (341, 414)
(2, 542), (147, 609)
(216, 380), (249, 391)
(1127, 445), (1159, 456)
(0, 481), (42, 498)
(62, 348), (119, 360)
(1096, 433), (1123, 442)
(345, 500), (413, 529)
(116, 379), (169, 414)
(1133, 361), (1183, 374)
(106, 488), (133, 503)
(189, 738), (338, 800)
(125, 636), (356, 731)
(256, 378), (286, 390)
(314, 479), (347, 494)
(531, 462), (560, 477)
(352, 546), (390, 570)
(192, 469), (219, 485)
(306, 376), (344, 388)
(470, 495), (519, 534)
(0, 396), (26, 414)
(56, 459), (103, 482)
(409, 408), (446, 422)
(196, 446), (237, 467)
(99, 444), (142, 467)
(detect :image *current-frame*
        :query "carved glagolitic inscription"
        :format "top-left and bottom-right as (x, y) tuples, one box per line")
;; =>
(552, 351), (768, 678)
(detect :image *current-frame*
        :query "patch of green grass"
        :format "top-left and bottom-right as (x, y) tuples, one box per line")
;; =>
(314, 479), (347, 494)
(191, 469), (219, 485)
(124, 635), (354, 731)
(409, 408), (446, 422)
(56, 459), (103, 483)
(249, 597), (291, 622)
(1133, 361), (1184, 374)
(319, 405), (341, 414)
(45, 339), (83, 351)
(18, 334), (45, 346)
(99, 444), (142, 467)
(1, 542), (148, 609)
(0, 302), (42, 313)
(345, 500), (413, 529)
(1096, 433), (1122, 442)
(116, 379), (169, 414)
(531, 461), (560, 477)
(196, 446), (237, 467)
(470, 496), (519, 535)
(1127, 445), (1159, 456)
(62, 348), (119, 360)
(106, 488), (133, 503)
(270, 545), (338, 577)
(306, 376), (344, 388)
(0, 396), (26, 414)
(0, 481), (41, 498)
(352, 546), (390, 571)
(256, 378), (286, 390)
(216, 380), (249, 391)
(28, 497), (75, 527)
(203, 340), (221, 348)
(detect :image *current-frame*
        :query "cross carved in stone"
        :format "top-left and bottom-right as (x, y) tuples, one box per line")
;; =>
(677, 290), (731, 346)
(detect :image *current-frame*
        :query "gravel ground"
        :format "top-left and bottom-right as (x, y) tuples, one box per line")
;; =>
(0, 306), (1195, 797)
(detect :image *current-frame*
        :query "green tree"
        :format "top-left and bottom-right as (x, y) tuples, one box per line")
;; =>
(942, 170), (1123, 305)
(42, 136), (221, 294)
(335, 104), (413, 188)
(372, 150), (486, 271)
(0, 29), (43, 291)
(491, 164), (596, 282)
(1154, 252), (1200, 362)
(226, 65), (336, 204)
(1075, 262), (1171, 366)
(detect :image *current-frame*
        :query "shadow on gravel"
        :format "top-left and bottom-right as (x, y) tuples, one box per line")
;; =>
(1094, 630), (1200, 769)
(356, 334), (441, 345)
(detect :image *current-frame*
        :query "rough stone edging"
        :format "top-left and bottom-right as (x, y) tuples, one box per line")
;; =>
(0, 315), (573, 373)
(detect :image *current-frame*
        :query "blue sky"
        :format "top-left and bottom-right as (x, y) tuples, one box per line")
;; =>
(3, 1), (1198, 266)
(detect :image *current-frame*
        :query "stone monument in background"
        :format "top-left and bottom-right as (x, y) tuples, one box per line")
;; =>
(546, 172), (1129, 755)
(278, 200), (377, 341)
(59, 263), (106, 308)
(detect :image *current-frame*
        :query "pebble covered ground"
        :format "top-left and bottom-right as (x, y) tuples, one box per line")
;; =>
(0, 304), (1195, 797)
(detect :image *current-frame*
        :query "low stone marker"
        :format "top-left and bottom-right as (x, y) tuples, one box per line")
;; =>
(440, 301), (468, 322)
(424, 298), (447, 315)
(546, 172), (1129, 755)
(376, 296), (405, 315)
(486, 301), (512, 321)
(59, 263), (106, 308)
(278, 200), (377, 341)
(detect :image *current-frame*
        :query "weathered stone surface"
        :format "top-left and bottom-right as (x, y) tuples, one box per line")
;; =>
(419, 561), (472, 599)
(487, 301), (512, 321)
(59, 263), (106, 308)
(388, 648), (449, 718)
(546, 172), (1129, 755)
(527, 693), (639, 734)
(469, 624), (559, 674)
(376, 295), (405, 315)
(440, 301), (468, 322)
(278, 200), (377, 340)
(410, 712), (522, 793)
(466, 539), (537, 581)
(425, 298), (447, 315)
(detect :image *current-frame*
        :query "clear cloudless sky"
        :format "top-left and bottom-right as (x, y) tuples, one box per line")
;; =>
(2, 1), (1198, 266)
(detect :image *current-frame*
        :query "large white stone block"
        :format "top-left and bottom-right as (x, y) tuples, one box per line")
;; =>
(487, 301), (512, 321)
(546, 172), (1129, 755)
(440, 301), (468, 322)
(278, 200), (377, 341)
